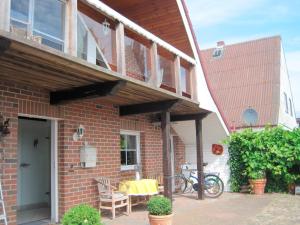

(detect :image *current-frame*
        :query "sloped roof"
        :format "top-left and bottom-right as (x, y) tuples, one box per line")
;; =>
(201, 36), (282, 129)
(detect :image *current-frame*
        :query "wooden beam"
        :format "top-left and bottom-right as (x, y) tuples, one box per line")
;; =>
(161, 110), (172, 201)
(119, 99), (179, 116)
(116, 22), (126, 76)
(152, 113), (208, 122)
(65, 0), (78, 56)
(0, 0), (11, 32)
(195, 117), (204, 200)
(148, 42), (159, 87)
(50, 80), (126, 105)
(0, 37), (11, 55)
(174, 56), (181, 95)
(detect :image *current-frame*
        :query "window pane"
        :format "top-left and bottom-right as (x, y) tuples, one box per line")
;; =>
(127, 151), (137, 165)
(10, 19), (28, 38)
(77, 16), (88, 60)
(127, 135), (137, 149)
(121, 151), (126, 165)
(33, 30), (64, 51)
(33, 0), (65, 39)
(11, 0), (30, 22)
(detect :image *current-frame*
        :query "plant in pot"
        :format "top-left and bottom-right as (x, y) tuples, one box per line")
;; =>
(242, 150), (267, 195)
(147, 196), (173, 225)
(62, 204), (103, 225)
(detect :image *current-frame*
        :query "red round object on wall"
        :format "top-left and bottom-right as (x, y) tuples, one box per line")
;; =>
(212, 144), (223, 155)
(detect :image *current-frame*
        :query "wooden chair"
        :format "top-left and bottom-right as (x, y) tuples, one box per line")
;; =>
(146, 174), (164, 194)
(94, 177), (129, 219)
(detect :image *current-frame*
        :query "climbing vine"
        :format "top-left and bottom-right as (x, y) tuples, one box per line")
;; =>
(225, 127), (300, 193)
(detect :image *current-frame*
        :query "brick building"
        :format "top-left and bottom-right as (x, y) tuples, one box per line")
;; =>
(0, 0), (228, 224)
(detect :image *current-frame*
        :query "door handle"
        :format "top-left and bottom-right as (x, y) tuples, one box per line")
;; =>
(20, 163), (31, 168)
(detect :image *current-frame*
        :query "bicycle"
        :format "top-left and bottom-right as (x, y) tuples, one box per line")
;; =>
(174, 163), (224, 198)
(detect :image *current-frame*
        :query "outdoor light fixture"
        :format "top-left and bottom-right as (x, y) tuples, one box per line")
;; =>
(0, 115), (10, 138)
(102, 19), (110, 35)
(73, 125), (85, 141)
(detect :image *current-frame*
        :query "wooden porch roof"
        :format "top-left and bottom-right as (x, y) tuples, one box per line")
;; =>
(0, 31), (208, 116)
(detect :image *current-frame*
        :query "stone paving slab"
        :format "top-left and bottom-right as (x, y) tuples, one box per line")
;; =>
(102, 193), (300, 225)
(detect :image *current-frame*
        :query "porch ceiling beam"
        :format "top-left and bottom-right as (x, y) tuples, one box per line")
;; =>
(119, 100), (180, 116)
(152, 113), (209, 123)
(50, 80), (126, 105)
(0, 37), (11, 55)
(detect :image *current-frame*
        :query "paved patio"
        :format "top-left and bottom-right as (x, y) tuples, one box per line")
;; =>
(102, 193), (300, 225)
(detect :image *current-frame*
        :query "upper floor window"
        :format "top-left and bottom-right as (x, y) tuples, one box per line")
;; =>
(212, 47), (224, 58)
(10, 0), (65, 51)
(289, 98), (293, 117)
(284, 92), (289, 114)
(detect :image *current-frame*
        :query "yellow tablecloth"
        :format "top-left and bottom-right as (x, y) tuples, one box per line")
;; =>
(119, 179), (158, 196)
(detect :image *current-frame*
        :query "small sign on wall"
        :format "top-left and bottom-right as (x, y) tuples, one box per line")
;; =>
(80, 143), (97, 168)
(212, 144), (223, 155)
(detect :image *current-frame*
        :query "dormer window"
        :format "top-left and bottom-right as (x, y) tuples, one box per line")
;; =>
(212, 47), (224, 58)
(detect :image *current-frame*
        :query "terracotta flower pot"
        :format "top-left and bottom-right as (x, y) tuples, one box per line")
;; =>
(148, 213), (173, 225)
(249, 179), (266, 195)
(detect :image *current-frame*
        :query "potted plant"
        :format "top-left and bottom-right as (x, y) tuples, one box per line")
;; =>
(62, 204), (103, 225)
(248, 170), (267, 195)
(147, 196), (173, 225)
(242, 148), (267, 195)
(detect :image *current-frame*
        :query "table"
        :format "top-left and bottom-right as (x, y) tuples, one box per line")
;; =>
(119, 179), (158, 212)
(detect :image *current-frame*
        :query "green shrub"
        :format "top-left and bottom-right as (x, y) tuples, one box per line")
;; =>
(147, 196), (172, 216)
(225, 127), (300, 193)
(62, 204), (103, 225)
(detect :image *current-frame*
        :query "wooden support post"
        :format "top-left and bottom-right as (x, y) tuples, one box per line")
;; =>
(190, 66), (198, 101)
(161, 111), (172, 201)
(0, 0), (11, 32)
(116, 22), (126, 76)
(65, 0), (77, 56)
(149, 42), (159, 87)
(174, 56), (182, 95)
(195, 117), (204, 200)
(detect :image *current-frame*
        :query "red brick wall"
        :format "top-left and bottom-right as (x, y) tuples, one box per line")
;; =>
(0, 80), (185, 224)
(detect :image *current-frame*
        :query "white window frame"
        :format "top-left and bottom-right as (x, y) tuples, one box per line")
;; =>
(10, 0), (66, 52)
(284, 92), (289, 114)
(120, 130), (141, 171)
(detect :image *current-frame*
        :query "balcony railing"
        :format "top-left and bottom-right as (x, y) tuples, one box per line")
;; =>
(2, 0), (197, 101)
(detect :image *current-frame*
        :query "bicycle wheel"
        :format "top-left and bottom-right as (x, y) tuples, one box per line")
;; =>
(174, 175), (187, 193)
(204, 174), (224, 198)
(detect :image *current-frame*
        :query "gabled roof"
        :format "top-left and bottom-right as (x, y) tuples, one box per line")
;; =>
(201, 36), (282, 129)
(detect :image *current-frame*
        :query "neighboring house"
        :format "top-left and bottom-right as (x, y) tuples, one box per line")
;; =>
(0, 0), (228, 224)
(201, 36), (298, 131)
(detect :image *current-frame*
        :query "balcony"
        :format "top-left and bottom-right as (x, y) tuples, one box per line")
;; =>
(0, 0), (203, 115)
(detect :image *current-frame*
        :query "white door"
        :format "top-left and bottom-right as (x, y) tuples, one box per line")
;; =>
(17, 119), (51, 209)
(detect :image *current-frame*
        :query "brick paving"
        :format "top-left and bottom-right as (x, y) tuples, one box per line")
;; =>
(102, 193), (300, 225)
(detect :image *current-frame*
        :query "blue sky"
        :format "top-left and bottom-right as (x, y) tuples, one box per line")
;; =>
(186, 0), (300, 116)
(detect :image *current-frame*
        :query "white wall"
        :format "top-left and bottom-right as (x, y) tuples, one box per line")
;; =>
(278, 44), (298, 129)
(172, 113), (230, 191)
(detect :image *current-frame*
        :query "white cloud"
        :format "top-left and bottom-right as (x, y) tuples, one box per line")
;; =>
(186, 0), (266, 27)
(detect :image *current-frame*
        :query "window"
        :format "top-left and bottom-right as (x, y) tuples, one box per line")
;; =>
(289, 98), (293, 117)
(284, 92), (289, 114)
(10, 0), (65, 51)
(120, 131), (140, 171)
(212, 47), (224, 58)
